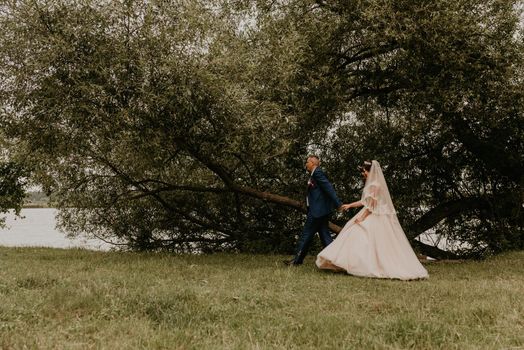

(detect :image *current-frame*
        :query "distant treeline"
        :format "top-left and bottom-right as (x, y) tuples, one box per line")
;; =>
(23, 192), (52, 208)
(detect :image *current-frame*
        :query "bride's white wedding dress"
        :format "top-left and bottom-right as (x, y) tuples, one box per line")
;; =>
(316, 161), (428, 280)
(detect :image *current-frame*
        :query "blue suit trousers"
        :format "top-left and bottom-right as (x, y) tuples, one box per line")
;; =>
(293, 213), (333, 264)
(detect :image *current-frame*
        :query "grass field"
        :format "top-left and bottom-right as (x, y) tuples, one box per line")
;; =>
(0, 247), (522, 349)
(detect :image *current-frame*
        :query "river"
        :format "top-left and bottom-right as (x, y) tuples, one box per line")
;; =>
(0, 208), (111, 250)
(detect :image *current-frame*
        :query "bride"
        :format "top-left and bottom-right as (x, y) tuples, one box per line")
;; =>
(316, 160), (428, 280)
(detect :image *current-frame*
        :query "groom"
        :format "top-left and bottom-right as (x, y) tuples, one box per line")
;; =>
(285, 155), (345, 266)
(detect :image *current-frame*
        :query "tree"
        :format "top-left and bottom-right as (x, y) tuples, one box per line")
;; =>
(0, 136), (27, 226)
(0, 0), (521, 257)
(289, 0), (524, 257)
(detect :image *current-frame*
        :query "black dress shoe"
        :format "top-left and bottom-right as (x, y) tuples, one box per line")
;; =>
(283, 259), (301, 266)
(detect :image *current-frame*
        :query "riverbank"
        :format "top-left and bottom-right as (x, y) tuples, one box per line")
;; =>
(0, 247), (522, 349)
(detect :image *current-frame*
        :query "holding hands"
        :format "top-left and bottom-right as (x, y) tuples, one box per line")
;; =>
(339, 200), (369, 224)
(339, 204), (353, 211)
(339, 201), (361, 212)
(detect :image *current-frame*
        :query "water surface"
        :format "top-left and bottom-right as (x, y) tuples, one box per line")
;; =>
(0, 208), (111, 250)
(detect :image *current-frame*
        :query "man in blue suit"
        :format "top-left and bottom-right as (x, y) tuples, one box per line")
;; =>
(285, 155), (348, 266)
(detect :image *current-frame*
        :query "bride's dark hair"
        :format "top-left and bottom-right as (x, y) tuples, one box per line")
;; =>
(359, 160), (372, 172)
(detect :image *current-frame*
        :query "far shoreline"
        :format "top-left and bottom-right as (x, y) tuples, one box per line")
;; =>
(22, 205), (53, 209)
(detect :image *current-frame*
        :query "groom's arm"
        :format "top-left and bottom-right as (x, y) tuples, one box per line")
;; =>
(312, 169), (343, 208)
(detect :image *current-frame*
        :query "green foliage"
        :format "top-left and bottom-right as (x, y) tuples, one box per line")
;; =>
(0, 161), (27, 226)
(0, 0), (305, 253)
(0, 0), (522, 256)
(294, 0), (524, 256)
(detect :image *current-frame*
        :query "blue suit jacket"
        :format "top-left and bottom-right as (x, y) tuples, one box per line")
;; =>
(307, 167), (342, 218)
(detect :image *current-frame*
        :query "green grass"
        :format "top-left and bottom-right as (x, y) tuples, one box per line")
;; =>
(0, 247), (522, 349)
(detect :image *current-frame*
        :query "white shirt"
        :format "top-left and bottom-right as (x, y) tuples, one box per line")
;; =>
(306, 167), (317, 207)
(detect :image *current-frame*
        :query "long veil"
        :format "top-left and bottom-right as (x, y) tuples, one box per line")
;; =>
(360, 160), (396, 215)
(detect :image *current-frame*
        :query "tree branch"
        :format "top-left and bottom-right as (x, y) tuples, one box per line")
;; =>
(405, 196), (499, 240)
(336, 43), (400, 71)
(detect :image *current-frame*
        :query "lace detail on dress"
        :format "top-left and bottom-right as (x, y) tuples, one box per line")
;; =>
(360, 162), (397, 215)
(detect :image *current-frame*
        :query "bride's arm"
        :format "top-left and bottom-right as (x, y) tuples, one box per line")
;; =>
(340, 200), (363, 211)
(356, 187), (377, 223)
(350, 200), (363, 208)
(355, 208), (371, 224)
